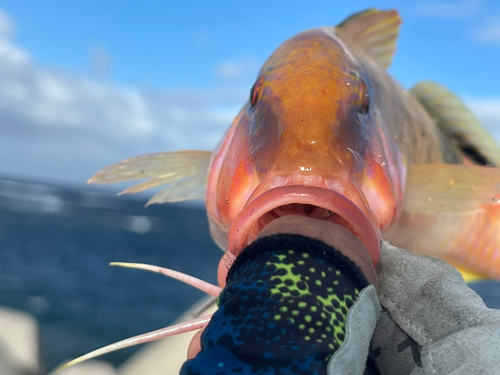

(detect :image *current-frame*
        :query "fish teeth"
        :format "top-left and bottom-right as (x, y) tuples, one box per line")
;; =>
(271, 204), (332, 220)
(309, 206), (331, 220)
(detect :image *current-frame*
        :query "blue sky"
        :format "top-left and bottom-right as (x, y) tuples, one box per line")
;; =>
(0, 0), (499, 186)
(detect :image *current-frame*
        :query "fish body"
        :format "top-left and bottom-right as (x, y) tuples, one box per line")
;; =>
(90, 9), (500, 280)
(63, 8), (500, 371)
(206, 18), (459, 273)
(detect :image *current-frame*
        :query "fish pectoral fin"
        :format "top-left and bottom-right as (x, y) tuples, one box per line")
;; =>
(403, 164), (500, 214)
(410, 81), (500, 166)
(88, 150), (212, 204)
(336, 9), (401, 69)
(384, 164), (500, 280)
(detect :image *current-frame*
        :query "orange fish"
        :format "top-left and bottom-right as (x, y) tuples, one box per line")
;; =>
(89, 9), (500, 282)
(60, 8), (500, 371)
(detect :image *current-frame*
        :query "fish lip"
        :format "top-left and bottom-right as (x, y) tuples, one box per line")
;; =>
(227, 185), (381, 265)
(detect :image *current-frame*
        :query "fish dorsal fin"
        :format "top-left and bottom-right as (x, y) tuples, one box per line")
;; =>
(336, 9), (401, 69)
(410, 81), (500, 167)
(88, 150), (212, 205)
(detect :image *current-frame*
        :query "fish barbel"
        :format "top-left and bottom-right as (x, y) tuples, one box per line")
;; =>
(60, 8), (500, 371)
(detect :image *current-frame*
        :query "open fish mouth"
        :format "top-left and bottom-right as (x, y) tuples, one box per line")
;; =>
(228, 185), (381, 264)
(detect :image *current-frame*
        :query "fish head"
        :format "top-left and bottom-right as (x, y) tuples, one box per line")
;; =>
(207, 29), (401, 282)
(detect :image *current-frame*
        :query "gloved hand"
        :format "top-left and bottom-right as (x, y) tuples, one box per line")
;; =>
(183, 216), (381, 375)
(371, 241), (500, 375)
(183, 216), (500, 375)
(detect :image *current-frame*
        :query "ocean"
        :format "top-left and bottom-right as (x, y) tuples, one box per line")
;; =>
(0, 177), (498, 373)
(0, 177), (221, 373)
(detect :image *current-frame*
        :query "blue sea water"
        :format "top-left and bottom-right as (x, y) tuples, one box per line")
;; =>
(0, 176), (498, 373)
(0, 177), (221, 373)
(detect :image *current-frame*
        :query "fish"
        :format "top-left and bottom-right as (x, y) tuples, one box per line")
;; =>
(59, 7), (500, 372)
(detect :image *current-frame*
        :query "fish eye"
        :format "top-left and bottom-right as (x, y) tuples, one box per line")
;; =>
(250, 76), (264, 108)
(359, 79), (370, 114)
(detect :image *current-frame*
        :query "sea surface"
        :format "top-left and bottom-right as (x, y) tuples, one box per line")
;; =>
(0, 176), (499, 373)
(0, 177), (221, 373)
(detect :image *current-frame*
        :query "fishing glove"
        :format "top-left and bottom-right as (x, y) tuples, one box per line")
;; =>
(369, 241), (500, 375)
(180, 234), (380, 375)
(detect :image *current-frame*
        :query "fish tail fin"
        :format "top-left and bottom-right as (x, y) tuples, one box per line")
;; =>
(88, 151), (212, 205)
(384, 164), (500, 281)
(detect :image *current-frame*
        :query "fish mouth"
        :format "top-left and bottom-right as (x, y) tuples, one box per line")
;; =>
(227, 185), (381, 265)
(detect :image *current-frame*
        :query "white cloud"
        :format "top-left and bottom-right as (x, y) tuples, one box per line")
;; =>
(192, 31), (212, 48)
(0, 10), (15, 38)
(474, 16), (500, 44)
(90, 44), (112, 79)
(216, 58), (260, 81)
(0, 11), (28, 66)
(467, 97), (500, 140)
(0, 11), (247, 185)
(2, 9), (499, 188)
(414, 0), (482, 18)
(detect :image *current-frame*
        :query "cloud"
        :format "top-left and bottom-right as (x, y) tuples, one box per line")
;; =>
(90, 44), (112, 79)
(474, 16), (500, 44)
(0, 10), (14, 38)
(414, 0), (482, 18)
(216, 58), (260, 81)
(467, 97), (500, 140)
(0, 10), (246, 185)
(1, 9), (499, 187)
(192, 31), (212, 48)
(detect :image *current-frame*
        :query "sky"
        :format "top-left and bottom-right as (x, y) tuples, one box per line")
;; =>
(0, 0), (499, 189)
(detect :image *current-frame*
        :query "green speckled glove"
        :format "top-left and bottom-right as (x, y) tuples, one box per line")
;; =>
(182, 216), (381, 375)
